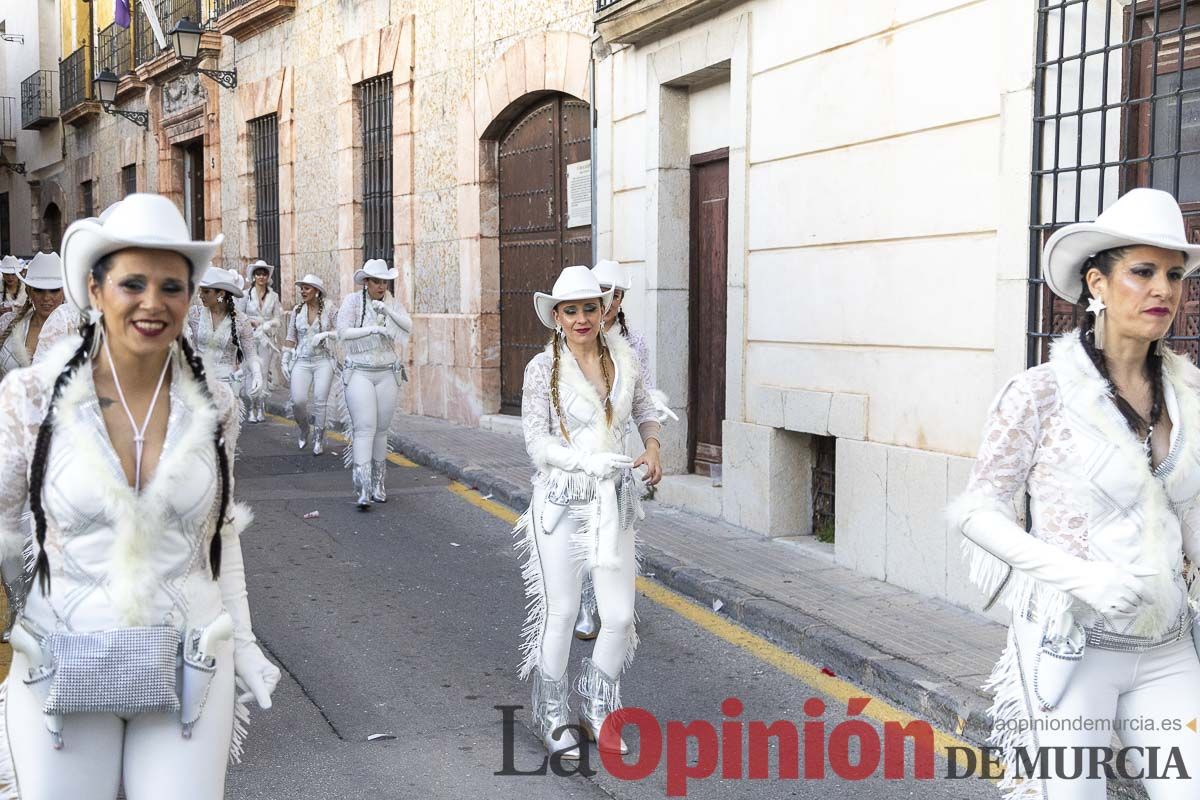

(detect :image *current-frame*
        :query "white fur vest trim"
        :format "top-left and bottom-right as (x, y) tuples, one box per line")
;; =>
(49, 336), (222, 627)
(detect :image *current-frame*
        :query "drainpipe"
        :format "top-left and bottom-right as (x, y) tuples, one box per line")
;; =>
(589, 45), (598, 268)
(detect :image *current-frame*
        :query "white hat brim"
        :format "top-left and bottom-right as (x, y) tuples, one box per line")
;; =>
(1043, 224), (1200, 302)
(200, 281), (243, 298)
(354, 268), (398, 285)
(60, 220), (223, 312)
(18, 275), (63, 291)
(247, 262), (275, 279)
(534, 287), (615, 329)
(295, 279), (326, 293)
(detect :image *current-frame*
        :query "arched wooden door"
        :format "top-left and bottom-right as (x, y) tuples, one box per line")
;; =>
(42, 203), (62, 252)
(497, 94), (592, 414)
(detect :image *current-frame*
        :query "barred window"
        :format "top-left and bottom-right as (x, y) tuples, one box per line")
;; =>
(80, 180), (94, 220)
(122, 164), (137, 197)
(249, 113), (280, 293)
(357, 75), (393, 269)
(1030, 0), (1200, 365)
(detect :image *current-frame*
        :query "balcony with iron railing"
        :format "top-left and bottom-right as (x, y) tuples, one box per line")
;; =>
(98, 22), (133, 75)
(0, 97), (16, 145)
(135, 0), (202, 67)
(20, 70), (56, 130)
(210, 0), (296, 41)
(60, 45), (101, 126)
(594, 0), (738, 45)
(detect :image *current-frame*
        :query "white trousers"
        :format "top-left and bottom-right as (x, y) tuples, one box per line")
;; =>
(343, 367), (399, 467)
(289, 357), (334, 431)
(1017, 631), (1200, 799)
(531, 488), (636, 681)
(4, 649), (235, 800)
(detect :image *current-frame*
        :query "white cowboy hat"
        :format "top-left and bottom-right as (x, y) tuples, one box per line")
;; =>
(1043, 188), (1200, 303)
(198, 266), (244, 298)
(246, 259), (275, 280)
(59, 193), (223, 312)
(0, 255), (20, 275)
(533, 265), (614, 330)
(591, 260), (631, 292)
(295, 273), (327, 295)
(19, 252), (63, 291)
(353, 258), (398, 285)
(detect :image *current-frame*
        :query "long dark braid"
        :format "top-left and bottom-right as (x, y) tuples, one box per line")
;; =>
(616, 309), (629, 337)
(358, 286), (368, 327)
(0, 299), (32, 351)
(1077, 247), (1166, 438)
(597, 333), (615, 426)
(294, 294), (326, 330)
(223, 293), (243, 365)
(179, 335), (228, 577)
(29, 321), (97, 593)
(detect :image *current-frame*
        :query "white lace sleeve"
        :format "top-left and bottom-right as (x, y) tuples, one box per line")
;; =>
(284, 307), (298, 347)
(630, 366), (660, 435)
(0, 370), (42, 563)
(949, 375), (1042, 528)
(235, 314), (259, 365)
(521, 355), (555, 466)
(336, 292), (362, 334)
(186, 304), (202, 345)
(626, 330), (655, 393)
(32, 306), (77, 365)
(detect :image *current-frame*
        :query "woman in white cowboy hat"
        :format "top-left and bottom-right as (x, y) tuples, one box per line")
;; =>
(949, 187), (1200, 799)
(240, 259), (283, 423)
(283, 273), (337, 455)
(513, 265), (664, 761)
(0, 255), (26, 317)
(188, 267), (262, 418)
(0, 193), (279, 799)
(0, 252), (65, 380)
(333, 258), (413, 509)
(571, 261), (680, 642)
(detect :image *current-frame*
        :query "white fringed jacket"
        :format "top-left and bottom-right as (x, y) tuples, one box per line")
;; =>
(186, 305), (260, 383)
(0, 336), (256, 638)
(285, 303), (335, 362)
(949, 332), (1200, 639)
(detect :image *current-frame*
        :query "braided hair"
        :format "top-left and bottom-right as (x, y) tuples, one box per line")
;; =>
(548, 325), (614, 441)
(358, 286), (369, 327)
(293, 293), (325, 331)
(0, 299), (32, 352)
(223, 293), (244, 365)
(178, 335), (230, 578)
(1077, 246), (1166, 439)
(616, 309), (630, 338)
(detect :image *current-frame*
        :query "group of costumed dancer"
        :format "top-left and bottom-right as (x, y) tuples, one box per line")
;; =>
(0, 185), (679, 795)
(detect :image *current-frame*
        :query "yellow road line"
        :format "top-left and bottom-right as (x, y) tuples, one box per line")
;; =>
(265, 413), (418, 467)
(445, 480), (984, 763)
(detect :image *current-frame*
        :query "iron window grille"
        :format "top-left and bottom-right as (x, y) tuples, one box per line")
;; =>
(249, 114), (281, 293)
(60, 46), (92, 114)
(122, 164), (138, 197)
(1030, 0), (1200, 366)
(80, 180), (95, 220)
(811, 435), (836, 542)
(358, 75), (393, 270)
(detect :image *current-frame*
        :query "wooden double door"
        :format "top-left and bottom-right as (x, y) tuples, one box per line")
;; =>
(497, 94), (592, 414)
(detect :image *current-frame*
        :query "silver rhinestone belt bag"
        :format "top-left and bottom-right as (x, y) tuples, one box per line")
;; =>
(42, 626), (182, 716)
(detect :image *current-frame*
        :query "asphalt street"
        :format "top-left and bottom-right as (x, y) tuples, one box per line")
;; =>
(226, 415), (1000, 799)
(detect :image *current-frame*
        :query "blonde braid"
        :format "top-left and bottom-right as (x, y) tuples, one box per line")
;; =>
(598, 334), (614, 426)
(550, 333), (570, 441)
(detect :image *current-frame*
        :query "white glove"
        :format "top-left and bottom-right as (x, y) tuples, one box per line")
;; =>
(372, 301), (413, 335)
(371, 300), (389, 314)
(247, 362), (263, 397)
(217, 507), (281, 709)
(649, 389), (679, 423)
(961, 509), (1158, 615)
(312, 331), (336, 346)
(281, 349), (295, 379)
(581, 452), (636, 480)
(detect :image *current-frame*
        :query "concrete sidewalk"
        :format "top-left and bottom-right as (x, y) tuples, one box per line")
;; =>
(380, 412), (1005, 745)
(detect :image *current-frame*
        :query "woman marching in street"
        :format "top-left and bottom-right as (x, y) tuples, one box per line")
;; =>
(571, 260), (678, 642)
(0, 253), (66, 381)
(514, 265), (664, 760)
(948, 188), (1200, 800)
(282, 274), (337, 455)
(188, 267), (262, 422)
(0, 193), (279, 799)
(240, 260), (282, 424)
(334, 258), (412, 510)
(1, 256), (26, 317)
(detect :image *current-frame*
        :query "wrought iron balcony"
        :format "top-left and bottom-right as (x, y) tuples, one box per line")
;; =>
(596, 0), (624, 10)
(20, 70), (56, 130)
(98, 22), (133, 76)
(60, 45), (93, 114)
(135, 0), (202, 66)
(0, 97), (16, 144)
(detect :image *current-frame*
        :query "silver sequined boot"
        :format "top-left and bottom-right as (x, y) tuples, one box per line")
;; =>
(532, 668), (580, 760)
(297, 418), (309, 451)
(575, 658), (629, 754)
(371, 459), (387, 503)
(353, 464), (373, 510)
(312, 427), (325, 456)
(574, 577), (600, 640)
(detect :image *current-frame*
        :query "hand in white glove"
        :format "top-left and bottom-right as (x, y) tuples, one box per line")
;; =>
(234, 644), (281, 709)
(371, 300), (389, 315)
(580, 452), (635, 480)
(312, 331), (336, 346)
(1069, 561), (1158, 616)
(281, 350), (295, 380)
(368, 325), (389, 337)
(247, 364), (263, 397)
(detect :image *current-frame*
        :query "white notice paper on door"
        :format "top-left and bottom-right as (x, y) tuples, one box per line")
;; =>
(566, 159), (591, 229)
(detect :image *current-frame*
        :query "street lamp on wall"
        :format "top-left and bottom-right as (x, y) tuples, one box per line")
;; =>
(169, 18), (237, 90)
(94, 70), (149, 128)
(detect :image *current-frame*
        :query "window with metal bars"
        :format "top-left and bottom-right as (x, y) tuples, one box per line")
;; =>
(1030, 0), (1200, 365)
(80, 180), (94, 220)
(357, 75), (393, 270)
(0, 193), (9, 257)
(249, 113), (280, 293)
(122, 164), (137, 197)
(811, 435), (836, 542)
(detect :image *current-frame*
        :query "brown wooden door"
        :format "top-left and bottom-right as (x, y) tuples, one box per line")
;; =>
(183, 139), (205, 240)
(497, 95), (592, 414)
(688, 149), (729, 475)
